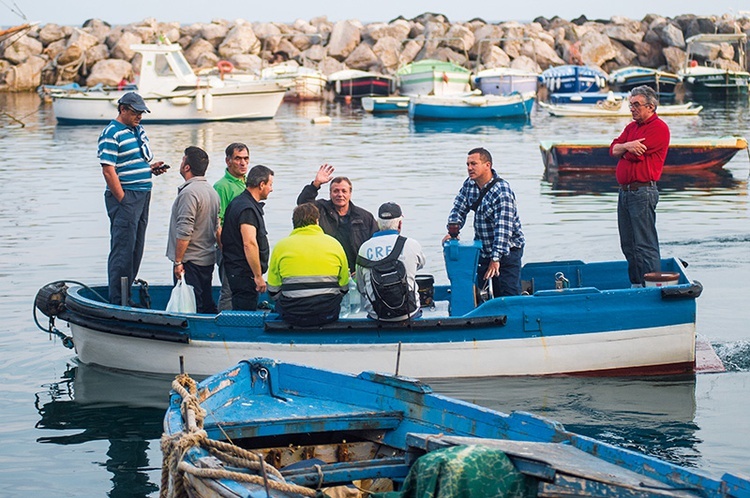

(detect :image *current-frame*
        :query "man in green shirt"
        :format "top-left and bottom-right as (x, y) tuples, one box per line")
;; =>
(214, 142), (249, 310)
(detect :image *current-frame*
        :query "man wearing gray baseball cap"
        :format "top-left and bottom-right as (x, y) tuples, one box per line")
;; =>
(97, 91), (168, 305)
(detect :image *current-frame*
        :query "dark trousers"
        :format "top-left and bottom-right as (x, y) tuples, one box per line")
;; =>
(227, 268), (259, 311)
(105, 190), (150, 305)
(477, 246), (523, 298)
(174, 261), (217, 314)
(618, 186), (661, 285)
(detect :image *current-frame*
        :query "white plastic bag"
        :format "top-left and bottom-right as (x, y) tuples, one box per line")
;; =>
(165, 277), (196, 313)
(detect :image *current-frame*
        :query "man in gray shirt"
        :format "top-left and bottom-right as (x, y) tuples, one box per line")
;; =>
(166, 146), (221, 313)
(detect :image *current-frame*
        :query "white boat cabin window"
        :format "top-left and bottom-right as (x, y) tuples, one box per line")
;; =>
(154, 54), (174, 77)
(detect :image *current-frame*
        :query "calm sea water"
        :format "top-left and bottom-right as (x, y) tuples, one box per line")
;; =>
(1, 92), (749, 496)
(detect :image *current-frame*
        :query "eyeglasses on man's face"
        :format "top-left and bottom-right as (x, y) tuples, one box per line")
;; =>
(127, 106), (145, 115)
(628, 101), (650, 110)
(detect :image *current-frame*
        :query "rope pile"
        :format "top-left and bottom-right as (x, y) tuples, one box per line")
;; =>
(159, 374), (320, 498)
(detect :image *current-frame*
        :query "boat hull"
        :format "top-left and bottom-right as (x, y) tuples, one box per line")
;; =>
(608, 67), (679, 102)
(69, 320), (696, 377)
(539, 100), (702, 117)
(329, 76), (393, 99)
(408, 92), (535, 120)
(540, 137), (748, 173)
(52, 84), (287, 124)
(540, 65), (608, 94)
(51, 257), (701, 378)
(474, 69), (539, 96)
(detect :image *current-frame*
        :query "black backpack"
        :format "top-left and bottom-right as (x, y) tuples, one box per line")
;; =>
(356, 236), (417, 320)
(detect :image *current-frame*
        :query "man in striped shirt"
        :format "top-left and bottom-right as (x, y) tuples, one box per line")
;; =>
(445, 148), (525, 298)
(98, 92), (168, 305)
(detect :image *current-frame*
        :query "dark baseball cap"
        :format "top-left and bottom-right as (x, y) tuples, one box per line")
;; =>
(378, 202), (402, 220)
(118, 92), (150, 113)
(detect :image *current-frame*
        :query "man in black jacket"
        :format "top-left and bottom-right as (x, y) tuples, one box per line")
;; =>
(297, 164), (378, 273)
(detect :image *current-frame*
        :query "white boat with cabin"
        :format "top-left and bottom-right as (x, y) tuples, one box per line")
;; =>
(51, 42), (287, 124)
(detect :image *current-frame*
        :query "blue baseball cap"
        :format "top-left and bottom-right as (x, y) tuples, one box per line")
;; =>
(117, 92), (150, 113)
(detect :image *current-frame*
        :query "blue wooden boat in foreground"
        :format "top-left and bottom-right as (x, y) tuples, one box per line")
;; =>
(160, 357), (750, 498)
(408, 91), (535, 120)
(35, 240), (704, 378)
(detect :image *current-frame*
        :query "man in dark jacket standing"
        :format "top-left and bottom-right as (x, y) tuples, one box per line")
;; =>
(297, 164), (378, 273)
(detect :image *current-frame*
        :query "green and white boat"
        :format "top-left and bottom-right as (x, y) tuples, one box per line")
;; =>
(396, 59), (471, 96)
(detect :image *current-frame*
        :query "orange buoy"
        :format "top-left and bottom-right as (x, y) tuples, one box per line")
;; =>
(217, 60), (235, 80)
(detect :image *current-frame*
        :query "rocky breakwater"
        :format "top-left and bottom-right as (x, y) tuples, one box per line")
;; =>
(1, 12), (749, 92)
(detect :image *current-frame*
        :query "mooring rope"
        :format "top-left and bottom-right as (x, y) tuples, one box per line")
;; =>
(159, 373), (319, 498)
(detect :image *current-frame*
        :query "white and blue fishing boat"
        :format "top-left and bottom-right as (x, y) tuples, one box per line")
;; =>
(160, 357), (750, 498)
(408, 91), (535, 120)
(540, 64), (609, 94)
(473, 67), (540, 96)
(35, 238), (705, 378)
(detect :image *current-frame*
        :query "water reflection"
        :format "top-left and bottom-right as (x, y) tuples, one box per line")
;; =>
(410, 118), (531, 135)
(34, 362), (170, 498)
(430, 375), (701, 467)
(544, 168), (742, 195)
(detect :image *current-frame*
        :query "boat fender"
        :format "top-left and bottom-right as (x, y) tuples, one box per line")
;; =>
(204, 91), (214, 112)
(661, 280), (703, 299)
(35, 281), (68, 318)
(195, 91), (204, 111)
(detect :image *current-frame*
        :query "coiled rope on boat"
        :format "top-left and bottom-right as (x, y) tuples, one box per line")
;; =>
(159, 374), (320, 498)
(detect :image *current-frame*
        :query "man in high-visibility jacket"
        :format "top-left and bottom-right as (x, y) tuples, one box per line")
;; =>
(267, 203), (349, 326)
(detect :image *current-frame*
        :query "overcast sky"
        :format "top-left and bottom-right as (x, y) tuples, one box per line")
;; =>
(6, 0), (749, 26)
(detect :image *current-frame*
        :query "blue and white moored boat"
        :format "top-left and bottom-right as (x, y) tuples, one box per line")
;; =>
(540, 64), (609, 95)
(35, 240), (703, 378)
(160, 357), (750, 498)
(408, 91), (535, 120)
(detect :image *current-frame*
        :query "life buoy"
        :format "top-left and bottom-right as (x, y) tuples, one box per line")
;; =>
(217, 60), (234, 79)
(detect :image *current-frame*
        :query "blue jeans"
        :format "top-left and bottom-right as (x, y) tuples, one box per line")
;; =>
(478, 246), (523, 298)
(618, 186), (660, 285)
(105, 190), (150, 305)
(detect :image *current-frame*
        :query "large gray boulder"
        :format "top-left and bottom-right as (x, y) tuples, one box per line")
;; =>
(38, 24), (70, 45)
(580, 30), (617, 67)
(110, 31), (141, 61)
(1, 54), (46, 91)
(372, 36), (402, 72)
(86, 58), (132, 86)
(2, 35), (43, 64)
(327, 20), (362, 60)
(344, 43), (379, 70)
(219, 21), (261, 57)
(443, 24), (474, 54)
(301, 44), (327, 62)
(184, 38), (217, 66)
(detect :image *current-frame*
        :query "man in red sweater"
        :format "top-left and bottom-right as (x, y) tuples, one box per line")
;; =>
(610, 85), (670, 287)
